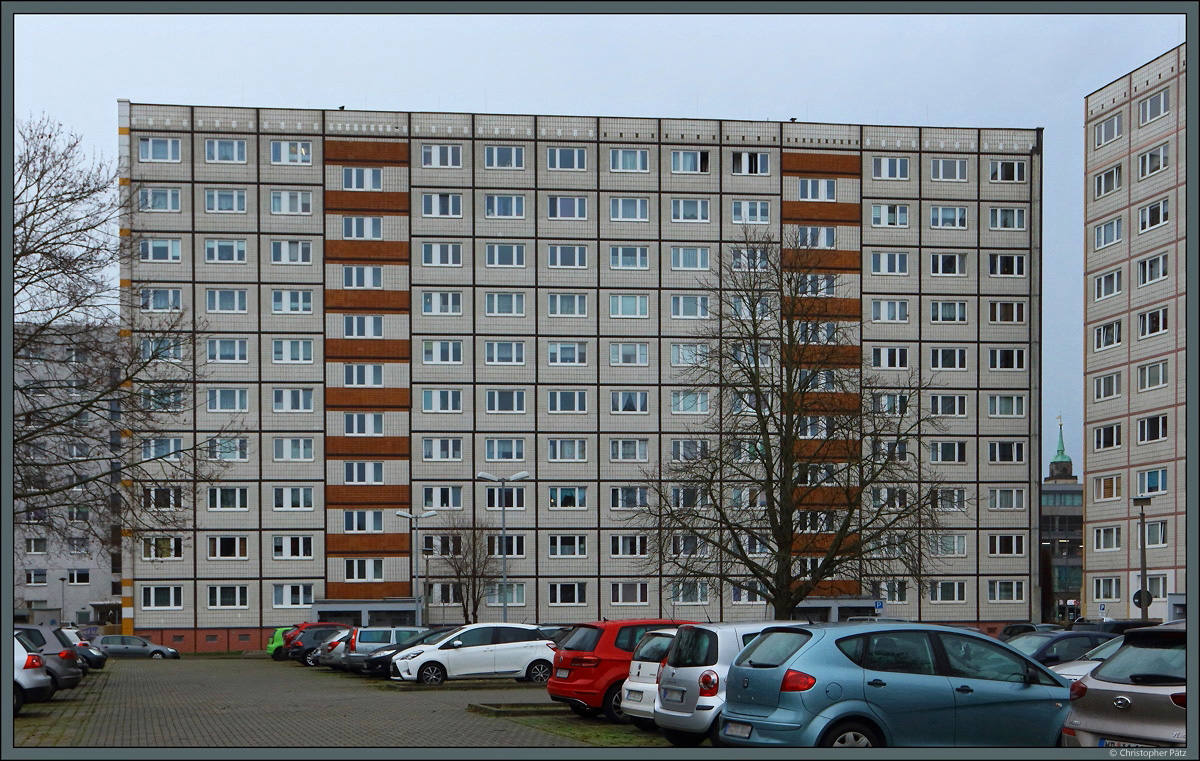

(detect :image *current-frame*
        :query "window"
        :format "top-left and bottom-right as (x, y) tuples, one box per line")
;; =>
(422, 389), (462, 414)
(1138, 88), (1169, 125)
(344, 461), (385, 484)
(272, 535), (313, 560)
(547, 196), (587, 219)
(932, 535), (967, 557)
(68, 569), (90, 585)
(138, 187), (181, 212)
(267, 239), (310, 265)
(611, 486), (648, 510)
(545, 245), (588, 269)
(487, 534), (526, 558)
(423, 486), (462, 510)
(1138, 143), (1169, 178)
(733, 248), (773, 272)
(868, 299), (908, 323)
(422, 340), (462, 364)
(610, 197), (649, 221)
(343, 167), (382, 191)
(929, 581), (966, 603)
(344, 509), (384, 532)
(422, 438), (462, 462)
(733, 200), (770, 224)
(1094, 526), (1121, 551)
(484, 341), (524, 365)
(1138, 414), (1168, 444)
(344, 315), (383, 338)
(611, 535), (648, 558)
(870, 251), (908, 275)
(548, 535), (587, 557)
(422, 242), (462, 267)
(988, 488), (1026, 511)
(547, 147), (586, 170)
(423, 535), (463, 557)
(142, 586), (184, 609)
(273, 438), (314, 462)
(547, 293), (587, 317)
(929, 254), (965, 277)
(1093, 577), (1120, 602)
(25, 537), (47, 554)
(611, 294), (649, 318)
(142, 487), (181, 511)
(485, 194), (525, 219)
(872, 347), (909, 370)
(930, 158), (967, 181)
(611, 582), (648, 605)
(270, 141), (311, 165)
(485, 486), (525, 510)
(484, 145), (524, 169)
(671, 391), (709, 414)
(142, 437), (183, 461)
(1093, 320), (1121, 351)
(271, 290), (312, 315)
(796, 178), (836, 200)
(484, 292), (524, 316)
(1137, 360), (1167, 392)
(207, 388), (248, 412)
(610, 439), (648, 462)
(988, 394), (1025, 418)
(422, 291), (462, 316)
(1094, 113), (1122, 147)
(732, 151), (770, 175)
(930, 441), (967, 464)
(207, 535), (248, 560)
(610, 148), (648, 172)
(989, 160), (1026, 183)
(421, 144), (461, 168)
(988, 441), (1025, 463)
(931, 347), (967, 370)
(139, 137), (180, 162)
(989, 207), (1026, 230)
(871, 204), (908, 227)
(611, 391), (649, 414)
(1093, 423), (1122, 451)
(207, 437), (249, 462)
(141, 238), (182, 262)
(345, 558), (384, 581)
(1093, 474), (1122, 502)
(343, 216), (382, 240)
(671, 149), (709, 173)
(547, 341), (587, 365)
(797, 226), (836, 248)
(486, 390), (526, 414)
(935, 488), (966, 512)
(987, 580), (1025, 602)
(141, 288), (182, 312)
(547, 390), (587, 413)
(205, 188), (246, 213)
(66, 539), (90, 557)
(204, 585), (248, 609)
(609, 246), (649, 270)
(872, 156), (908, 180)
(930, 206), (967, 229)
(872, 393), (908, 415)
(344, 364), (382, 387)
(609, 342), (648, 366)
(422, 193), (462, 217)
(547, 439), (587, 462)
(271, 190), (311, 215)
(1091, 270), (1123, 303)
(545, 486), (587, 510)
(1094, 165), (1121, 198)
(671, 440), (709, 462)
(671, 343), (708, 367)
(548, 583), (586, 606)
(1094, 218), (1122, 249)
(344, 413), (384, 436)
(1138, 307), (1168, 339)
(670, 581), (709, 605)
(208, 487), (249, 511)
(988, 253), (1025, 277)
(343, 265), (383, 289)
(671, 198), (710, 222)
(257, 484), (305, 513)
(1094, 372), (1122, 401)
(1138, 468), (1168, 497)
(1137, 253), (1168, 288)
(989, 348), (1026, 371)
(485, 582), (525, 607)
(1138, 199), (1169, 232)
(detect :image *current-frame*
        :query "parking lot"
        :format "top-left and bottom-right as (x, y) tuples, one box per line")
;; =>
(13, 656), (586, 749)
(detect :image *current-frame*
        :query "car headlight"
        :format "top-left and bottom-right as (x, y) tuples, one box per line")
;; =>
(397, 650), (424, 661)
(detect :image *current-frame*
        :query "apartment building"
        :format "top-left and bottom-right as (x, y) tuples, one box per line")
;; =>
(1082, 44), (1186, 621)
(119, 100), (1041, 649)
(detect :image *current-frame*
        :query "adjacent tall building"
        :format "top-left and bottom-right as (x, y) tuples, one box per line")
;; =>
(119, 100), (1042, 649)
(1082, 44), (1186, 621)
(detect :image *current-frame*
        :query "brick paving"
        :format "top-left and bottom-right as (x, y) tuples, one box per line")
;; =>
(13, 656), (585, 749)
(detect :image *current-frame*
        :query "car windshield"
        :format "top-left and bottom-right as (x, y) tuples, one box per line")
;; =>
(1092, 633), (1185, 685)
(632, 633), (674, 662)
(559, 625), (603, 652)
(418, 626), (464, 646)
(668, 627), (719, 668)
(1080, 635), (1124, 662)
(1004, 633), (1053, 656)
(733, 628), (812, 668)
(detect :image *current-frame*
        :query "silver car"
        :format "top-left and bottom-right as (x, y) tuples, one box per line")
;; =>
(622, 628), (676, 731)
(654, 621), (792, 746)
(14, 635), (55, 716)
(1050, 634), (1126, 682)
(14, 624), (84, 691)
(316, 629), (352, 669)
(341, 626), (427, 672)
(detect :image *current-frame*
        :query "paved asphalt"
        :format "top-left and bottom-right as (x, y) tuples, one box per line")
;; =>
(13, 656), (585, 749)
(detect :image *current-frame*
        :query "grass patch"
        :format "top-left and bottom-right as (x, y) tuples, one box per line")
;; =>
(506, 715), (673, 747)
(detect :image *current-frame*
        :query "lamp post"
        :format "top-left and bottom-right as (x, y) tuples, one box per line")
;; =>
(396, 509), (437, 627)
(475, 470), (530, 623)
(1132, 496), (1151, 622)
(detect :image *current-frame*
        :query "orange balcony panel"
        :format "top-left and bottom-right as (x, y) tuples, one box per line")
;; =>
(793, 438), (860, 461)
(326, 339), (410, 362)
(810, 579), (862, 597)
(324, 581), (411, 600)
(783, 297), (861, 321)
(326, 484), (411, 507)
(325, 190), (410, 215)
(795, 391), (860, 415)
(781, 152), (860, 176)
(325, 436), (410, 459)
(326, 533), (411, 555)
(325, 387), (411, 410)
(791, 532), (859, 555)
(782, 201), (862, 225)
(783, 344), (862, 369)
(792, 486), (861, 508)
(325, 289), (410, 313)
(324, 240), (410, 264)
(782, 249), (861, 273)
(325, 140), (409, 165)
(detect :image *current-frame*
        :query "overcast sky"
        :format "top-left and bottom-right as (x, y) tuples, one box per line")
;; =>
(12, 10), (1189, 473)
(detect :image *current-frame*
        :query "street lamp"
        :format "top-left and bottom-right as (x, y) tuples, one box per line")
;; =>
(476, 470), (530, 623)
(1132, 496), (1152, 622)
(396, 509), (437, 627)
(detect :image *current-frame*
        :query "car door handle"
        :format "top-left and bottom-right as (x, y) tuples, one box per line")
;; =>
(955, 685), (974, 694)
(867, 679), (886, 687)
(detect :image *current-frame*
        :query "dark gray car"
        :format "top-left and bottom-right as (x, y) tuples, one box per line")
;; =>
(94, 634), (181, 659)
(14, 625), (84, 691)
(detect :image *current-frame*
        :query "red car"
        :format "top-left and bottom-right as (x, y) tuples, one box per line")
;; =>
(281, 622), (351, 651)
(548, 618), (690, 722)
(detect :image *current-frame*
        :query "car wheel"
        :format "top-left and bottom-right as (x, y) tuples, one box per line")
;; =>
(631, 717), (658, 732)
(707, 715), (727, 747)
(525, 660), (552, 684)
(819, 720), (883, 748)
(662, 728), (706, 747)
(302, 649), (320, 667)
(47, 673), (60, 694)
(569, 704), (601, 719)
(270, 648), (288, 662)
(150, 651), (165, 660)
(417, 663), (446, 685)
(14, 685), (24, 718)
(602, 681), (631, 724)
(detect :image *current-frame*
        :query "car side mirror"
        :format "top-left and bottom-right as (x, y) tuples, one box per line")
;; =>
(450, 640), (463, 648)
(1024, 665), (1041, 685)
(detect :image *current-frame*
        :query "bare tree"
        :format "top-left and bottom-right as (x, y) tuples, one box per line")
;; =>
(634, 229), (954, 620)
(424, 512), (501, 625)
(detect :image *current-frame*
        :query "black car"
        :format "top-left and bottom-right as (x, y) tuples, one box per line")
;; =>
(1069, 618), (1162, 635)
(1004, 630), (1117, 666)
(998, 622), (1063, 641)
(360, 628), (455, 677)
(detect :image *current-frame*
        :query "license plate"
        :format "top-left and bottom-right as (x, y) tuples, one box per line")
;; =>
(625, 690), (642, 702)
(724, 721), (752, 739)
(555, 668), (570, 679)
(663, 688), (685, 703)
(1099, 739), (1151, 748)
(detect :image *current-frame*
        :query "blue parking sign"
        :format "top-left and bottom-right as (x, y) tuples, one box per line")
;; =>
(874, 600), (884, 611)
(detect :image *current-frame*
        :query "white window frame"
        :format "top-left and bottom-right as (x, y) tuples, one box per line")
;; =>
(270, 141), (312, 165)
(484, 145), (524, 170)
(422, 242), (462, 267)
(871, 203), (908, 228)
(138, 137), (181, 162)
(609, 148), (649, 172)
(547, 293), (587, 318)
(547, 439), (587, 462)
(484, 341), (525, 366)
(141, 238), (182, 262)
(484, 194), (525, 219)
(1094, 113), (1122, 148)
(1138, 88), (1169, 125)
(929, 206), (967, 229)
(546, 147), (586, 171)
(270, 190), (312, 215)
(872, 156), (908, 180)
(1137, 360), (1168, 392)
(205, 188), (247, 214)
(1138, 199), (1169, 233)
(670, 198), (710, 223)
(421, 193), (462, 218)
(1094, 218), (1122, 250)
(988, 160), (1027, 183)
(547, 341), (587, 365)
(930, 158), (967, 181)
(1094, 164), (1121, 198)
(343, 216), (383, 240)
(609, 246), (649, 270)
(610, 197), (650, 222)
(138, 187), (181, 212)
(547, 196), (587, 220)
(421, 144), (462, 169)
(870, 251), (908, 275)
(1138, 143), (1169, 179)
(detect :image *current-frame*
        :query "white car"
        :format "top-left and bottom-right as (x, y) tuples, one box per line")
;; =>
(390, 623), (555, 685)
(622, 628), (677, 731)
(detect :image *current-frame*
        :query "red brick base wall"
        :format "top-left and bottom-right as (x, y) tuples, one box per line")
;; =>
(135, 627), (275, 654)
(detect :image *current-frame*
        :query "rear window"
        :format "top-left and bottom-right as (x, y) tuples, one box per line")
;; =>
(560, 625), (603, 652)
(733, 628), (812, 668)
(668, 627), (719, 668)
(360, 631), (390, 644)
(614, 624), (669, 652)
(53, 629), (76, 648)
(1092, 633), (1185, 686)
(632, 633), (674, 663)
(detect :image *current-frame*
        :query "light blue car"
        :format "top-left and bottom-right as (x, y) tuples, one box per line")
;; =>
(719, 622), (1070, 748)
